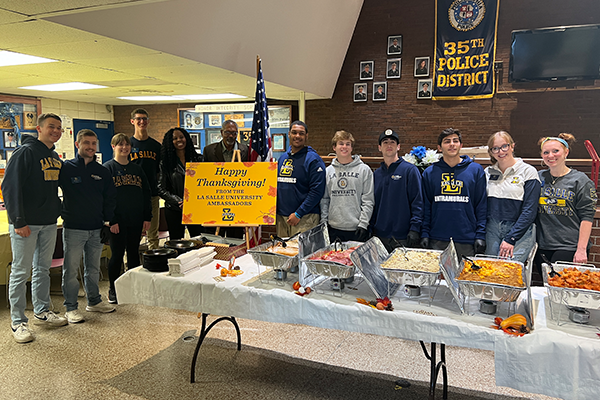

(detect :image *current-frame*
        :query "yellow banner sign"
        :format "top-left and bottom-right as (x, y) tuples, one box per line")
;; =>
(182, 162), (277, 225)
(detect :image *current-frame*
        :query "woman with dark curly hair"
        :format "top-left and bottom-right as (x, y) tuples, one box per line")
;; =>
(158, 127), (204, 239)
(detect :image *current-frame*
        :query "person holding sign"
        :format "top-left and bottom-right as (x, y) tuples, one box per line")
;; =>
(158, 127), (205, 240)
(104, 134), (152, 304)
(276, 121), (326, 237)
(321, 130), (374, 242)
(203, 120), (249, 162)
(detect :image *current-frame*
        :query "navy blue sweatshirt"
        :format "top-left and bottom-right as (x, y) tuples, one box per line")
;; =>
(130, 136), (161, 196)
(422, 155), (487, 244)
(276, 146), (326, 218)
(59, 153), (117, 230)
(371, 158), (423, 240)
(103, 159), (152, 227)
(1, 134), (62, 228)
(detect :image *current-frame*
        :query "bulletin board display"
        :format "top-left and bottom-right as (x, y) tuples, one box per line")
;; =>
(178, 105), (291, 158)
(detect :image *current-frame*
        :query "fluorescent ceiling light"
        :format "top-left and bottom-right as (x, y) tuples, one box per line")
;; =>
(117, 96), (178, 101)
(174, 94), (246, 100)
(118, 94), (247, 101)
(20, 82), (107, 91)
(0, 50), (57, 67)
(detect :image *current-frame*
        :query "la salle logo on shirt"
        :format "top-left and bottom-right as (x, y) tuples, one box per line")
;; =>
(280, 159), (294, 176)
(391, 175), (402, 180)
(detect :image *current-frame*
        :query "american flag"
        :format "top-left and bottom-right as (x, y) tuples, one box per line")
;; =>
(250, 59), (272, 162)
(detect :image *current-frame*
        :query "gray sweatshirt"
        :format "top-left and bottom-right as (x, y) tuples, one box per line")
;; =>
(320, 155), (374, 231)
(536, 169), (598, 251)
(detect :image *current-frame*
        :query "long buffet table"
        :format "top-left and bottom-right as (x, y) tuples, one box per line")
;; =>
(115, 254), (600, 400)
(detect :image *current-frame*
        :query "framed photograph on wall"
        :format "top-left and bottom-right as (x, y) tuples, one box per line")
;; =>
(417, 79), (433, 99)
(3, 130), (17, 148)
(359, 61), (374, 80)
(386, 59), (401, 79)
(182, 111), (204, 129)
(414, 57), (430, 77)
(208, 114), (222, 127)
(387, 35), (403, 55)
(189, 133), (200, 149)
(272, 133), (286, 151)
(353, 83), (368, 102)
(5, 150), (13, 160)
(208, 130), (222, 145)
(373, 82), (387, 101)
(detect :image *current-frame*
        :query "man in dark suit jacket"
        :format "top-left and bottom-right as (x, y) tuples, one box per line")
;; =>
(388, 38), (401, 54)
(203, 119), (248, 238)
(387, 62), (400, 77)
(361, 64), (373, 79)
(418, 83), (431, 98)
(355, 85), (367, 100)
(203, 120), (249, 162)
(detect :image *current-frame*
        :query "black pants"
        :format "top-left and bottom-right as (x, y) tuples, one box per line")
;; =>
(329, 226), (363, 243)
(532, 248), (579, 286)
(108, 224), (143, 290)
(429, 239), (475, 261)
(164, 207), (205, 240)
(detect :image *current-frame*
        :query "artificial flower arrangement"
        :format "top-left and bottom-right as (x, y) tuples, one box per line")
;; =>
(402, 146), (441, 173)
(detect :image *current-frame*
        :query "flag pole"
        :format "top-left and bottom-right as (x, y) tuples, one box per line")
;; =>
(256, 55), (260, 77)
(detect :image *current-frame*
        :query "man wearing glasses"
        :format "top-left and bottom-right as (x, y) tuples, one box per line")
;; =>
(420, 128), (487, 259)
(2, 113), (68, 343)
(129, 108), (161, 249)
(203, 120), (249, 162)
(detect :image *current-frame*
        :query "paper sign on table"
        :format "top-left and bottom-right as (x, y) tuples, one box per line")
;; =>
(182, 162), (277, 225)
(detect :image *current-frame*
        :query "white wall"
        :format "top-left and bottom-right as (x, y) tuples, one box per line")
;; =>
(41, 98), (114, 121)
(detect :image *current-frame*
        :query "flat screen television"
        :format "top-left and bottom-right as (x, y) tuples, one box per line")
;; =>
(509, 24), (600, 82)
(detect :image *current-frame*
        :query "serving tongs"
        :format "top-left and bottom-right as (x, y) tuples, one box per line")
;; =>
(462, 255), (482, 270)
(270, 232), (300, 248)
(390, 237), (410, 261)
(541, 254), (561, 277)
(333, 238), (344, 251)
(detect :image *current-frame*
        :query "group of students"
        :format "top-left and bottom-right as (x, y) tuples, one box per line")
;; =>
(3, 111), (596, 344)
(275, 123), (597, 286)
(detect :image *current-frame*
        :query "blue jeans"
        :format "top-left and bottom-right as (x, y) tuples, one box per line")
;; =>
(62, 228), (104, 311)
(9, 224), (57, 325)
(485, 219), (536, 264)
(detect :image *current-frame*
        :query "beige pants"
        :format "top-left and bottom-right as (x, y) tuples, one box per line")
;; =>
(276, 213), (320, 238)
(147, 196), (160, 249)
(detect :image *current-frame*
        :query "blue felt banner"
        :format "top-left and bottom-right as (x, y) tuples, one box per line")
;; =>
(433, 0), (499, 100)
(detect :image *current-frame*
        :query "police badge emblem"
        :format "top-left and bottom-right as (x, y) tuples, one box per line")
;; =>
(448, 0), (485, 31)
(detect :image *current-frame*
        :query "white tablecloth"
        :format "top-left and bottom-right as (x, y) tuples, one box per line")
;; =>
(116, 255), (600, 400)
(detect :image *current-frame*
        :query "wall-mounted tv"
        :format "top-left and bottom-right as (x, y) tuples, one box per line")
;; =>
(509, 24), (600, 82)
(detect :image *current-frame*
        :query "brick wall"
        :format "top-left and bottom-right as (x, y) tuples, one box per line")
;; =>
(305, 0), (600, 159)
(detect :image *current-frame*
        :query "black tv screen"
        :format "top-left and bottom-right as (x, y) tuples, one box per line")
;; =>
(509, 24), (600, 82)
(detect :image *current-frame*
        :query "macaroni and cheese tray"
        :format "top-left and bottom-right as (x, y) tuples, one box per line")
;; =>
(380, 248), (442, 287)
(456, 257), (526, 302)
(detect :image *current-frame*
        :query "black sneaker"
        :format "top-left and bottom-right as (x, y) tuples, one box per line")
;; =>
(108, 288), (118, 304)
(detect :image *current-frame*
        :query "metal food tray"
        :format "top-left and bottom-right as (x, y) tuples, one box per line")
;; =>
(456, 256), (526, 302)
(350, 237), (399, 299)
(301, 241), (362, 279)
(543, 262), (600, 309)
(380, 248), (442, 286)
(247, 240), (298, 272)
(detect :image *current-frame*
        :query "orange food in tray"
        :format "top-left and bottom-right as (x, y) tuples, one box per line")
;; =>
(548, 267), (600, 291)
(457, 259), (524, 287)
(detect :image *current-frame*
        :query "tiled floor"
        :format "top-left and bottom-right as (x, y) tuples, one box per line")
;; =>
(0, 279), (559, 400)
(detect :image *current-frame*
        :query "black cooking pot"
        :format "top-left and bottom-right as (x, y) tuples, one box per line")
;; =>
(142, 248), (178, 272)
(164, 240), (202, 256)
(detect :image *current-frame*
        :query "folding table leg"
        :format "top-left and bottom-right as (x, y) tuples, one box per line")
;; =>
(419, 341), (448, 400)
(190, 313), (242, 383)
